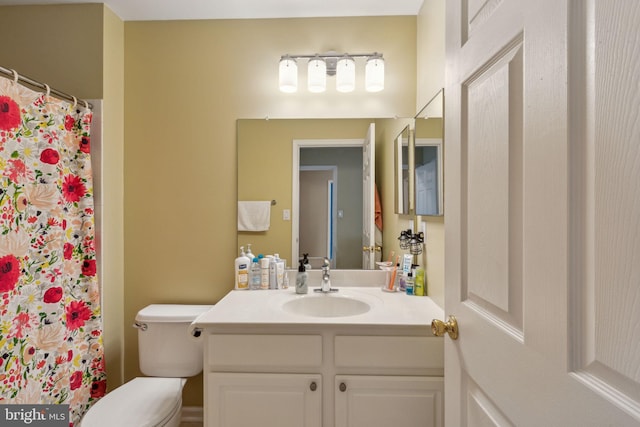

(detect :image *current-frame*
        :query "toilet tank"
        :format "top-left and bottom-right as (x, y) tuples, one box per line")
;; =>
(135, 304), (213, 377)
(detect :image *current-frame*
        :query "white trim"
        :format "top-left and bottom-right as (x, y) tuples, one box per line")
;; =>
(181, 406), (203, 423)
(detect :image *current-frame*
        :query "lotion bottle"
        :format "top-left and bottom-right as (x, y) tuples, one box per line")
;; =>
(296, 260), (308, 294)
(234, 247), (250, 290)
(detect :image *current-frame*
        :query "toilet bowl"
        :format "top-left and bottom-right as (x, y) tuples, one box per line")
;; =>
(80, 304), (212, 427)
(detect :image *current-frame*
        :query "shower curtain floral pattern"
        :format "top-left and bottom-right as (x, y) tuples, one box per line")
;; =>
(0, 76), (105, 425)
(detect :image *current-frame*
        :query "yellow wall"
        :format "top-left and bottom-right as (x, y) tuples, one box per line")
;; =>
(101, 6), (126, 389)
(0, 3), (126, 390)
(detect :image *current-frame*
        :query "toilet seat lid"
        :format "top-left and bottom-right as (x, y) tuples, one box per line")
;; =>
(81, 377), (186, 427)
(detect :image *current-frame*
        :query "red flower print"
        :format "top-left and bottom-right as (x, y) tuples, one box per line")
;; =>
(62, 174), (86, 203)
(0, 254), (20, 293)
(80, 136), (90, 154)
(69, 371), (83, 390)
(81, 259), (96, 277)
(40, 148), (60, 165)
(0, 96), (21, 131)
(65, 300), (92, 330)
(43, 286), (63, 303)
(64, 115), (75, 131)
(64, 243), (74, 260)
(11, 312), (32, 338)
(3, 159), (29, 183)
(90, 380), (107, 398)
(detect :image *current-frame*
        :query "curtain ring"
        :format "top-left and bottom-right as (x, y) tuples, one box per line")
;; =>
(10, 69), (19, 85)
(44, 83), (50, 97)
(71, 96), (77, 110)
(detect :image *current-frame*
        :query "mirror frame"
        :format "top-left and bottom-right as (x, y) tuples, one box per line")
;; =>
(394, 125), (412, 214)
(413, 89), (444, 216)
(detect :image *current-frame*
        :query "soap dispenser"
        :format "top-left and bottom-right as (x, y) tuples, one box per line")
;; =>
(302, 253), (311, 271)
(296, 260), (308, 294)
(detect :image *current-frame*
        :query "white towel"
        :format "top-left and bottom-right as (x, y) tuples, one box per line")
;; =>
(238, 201), (271, 232)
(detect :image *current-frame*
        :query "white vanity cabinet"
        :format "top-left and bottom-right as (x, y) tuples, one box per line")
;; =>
(207, 372), (322, 427)
(203, 330), (443, 427)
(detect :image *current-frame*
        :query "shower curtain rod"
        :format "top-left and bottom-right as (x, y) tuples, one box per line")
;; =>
(0, 65), (93, 110)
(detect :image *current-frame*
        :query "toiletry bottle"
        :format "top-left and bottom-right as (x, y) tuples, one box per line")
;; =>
(405, 271), (415, 295)
(296, 260), (308, 294)
(269, 255), (278, 289)
(414, 265), (425, 296)
(275, 254), (285, 288)
(259, 255), (270, 290)
(249, 257), (261, 290)
(245, 243), (255, 262)
(398, 267), (406, 292)
(234, 247), (250, 290)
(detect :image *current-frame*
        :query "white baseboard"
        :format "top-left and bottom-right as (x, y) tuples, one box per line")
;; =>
(181, 406), (203, 423)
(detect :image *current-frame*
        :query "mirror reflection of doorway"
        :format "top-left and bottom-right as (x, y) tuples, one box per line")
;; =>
(296, 145), (364, 270)
(299, 167), (337, 269)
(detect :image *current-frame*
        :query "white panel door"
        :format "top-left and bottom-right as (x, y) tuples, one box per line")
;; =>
(362, 123), (376, 269)
(443, 0), (640, 425)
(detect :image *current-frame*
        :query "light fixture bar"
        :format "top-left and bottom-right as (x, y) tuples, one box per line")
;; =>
(279, 52), (384, 93)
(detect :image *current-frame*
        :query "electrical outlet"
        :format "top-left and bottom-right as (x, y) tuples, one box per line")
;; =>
(283, 209), (290, 220)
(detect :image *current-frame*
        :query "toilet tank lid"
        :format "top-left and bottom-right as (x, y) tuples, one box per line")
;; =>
(136, 304), (213, 322)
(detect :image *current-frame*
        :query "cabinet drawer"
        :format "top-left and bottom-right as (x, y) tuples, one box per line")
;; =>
(334, 336), (443, 370)
(207, 334), (322, 369)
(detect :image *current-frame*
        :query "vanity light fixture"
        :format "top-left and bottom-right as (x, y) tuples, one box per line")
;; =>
(279, 52), (384, 93)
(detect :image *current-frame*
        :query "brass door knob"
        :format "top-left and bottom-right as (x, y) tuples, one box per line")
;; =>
(431, 315), (459, 340)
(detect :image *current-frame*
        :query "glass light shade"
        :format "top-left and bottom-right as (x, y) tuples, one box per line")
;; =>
(307, 57), (327, 93)
(336, 57), (355, 92)
(279, 57), (298, 93)
(365, 56), (385, 92)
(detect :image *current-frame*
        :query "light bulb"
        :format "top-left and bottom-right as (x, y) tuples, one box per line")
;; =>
(307, 57), (327, 93)
(336, 56), (355, 93)
(365, 55), (384, 92)
(279, 56), (297, 93)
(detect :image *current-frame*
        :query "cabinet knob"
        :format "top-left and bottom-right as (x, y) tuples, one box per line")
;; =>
(339, 382), (347, 392)
(310, 381), (317, 391)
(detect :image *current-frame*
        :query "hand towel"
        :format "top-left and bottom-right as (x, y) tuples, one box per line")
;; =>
(238, 201), (271, 231)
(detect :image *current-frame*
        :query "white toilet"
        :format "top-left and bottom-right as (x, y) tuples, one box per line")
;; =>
(81, 304), (213, 427)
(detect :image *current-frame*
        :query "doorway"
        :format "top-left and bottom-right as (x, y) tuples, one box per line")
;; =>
(292, 140), (364, 270)
(299, 166), (337, 269)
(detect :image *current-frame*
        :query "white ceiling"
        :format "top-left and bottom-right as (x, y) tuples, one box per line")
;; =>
(0, 0), (424, 21)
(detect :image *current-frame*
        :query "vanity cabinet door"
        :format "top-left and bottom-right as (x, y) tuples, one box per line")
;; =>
(334, 375), (443, 427)
(206, 372), (322, 427)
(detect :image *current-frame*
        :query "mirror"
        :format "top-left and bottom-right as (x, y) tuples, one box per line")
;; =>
(394, 125), (411, 214)
(414, 89), (444, 216)
(237, 118), (380, 270)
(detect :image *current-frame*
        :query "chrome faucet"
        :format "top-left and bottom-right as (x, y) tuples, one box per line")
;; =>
(316, 257), (337, 293)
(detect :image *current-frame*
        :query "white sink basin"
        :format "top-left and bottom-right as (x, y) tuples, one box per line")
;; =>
(282, 294), (371, 318)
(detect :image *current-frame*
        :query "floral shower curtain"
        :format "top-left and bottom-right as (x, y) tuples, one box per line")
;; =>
(0, 75), (106, 425)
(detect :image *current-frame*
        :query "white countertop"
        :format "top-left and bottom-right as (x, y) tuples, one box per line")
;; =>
(193, 286), (444, 328)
